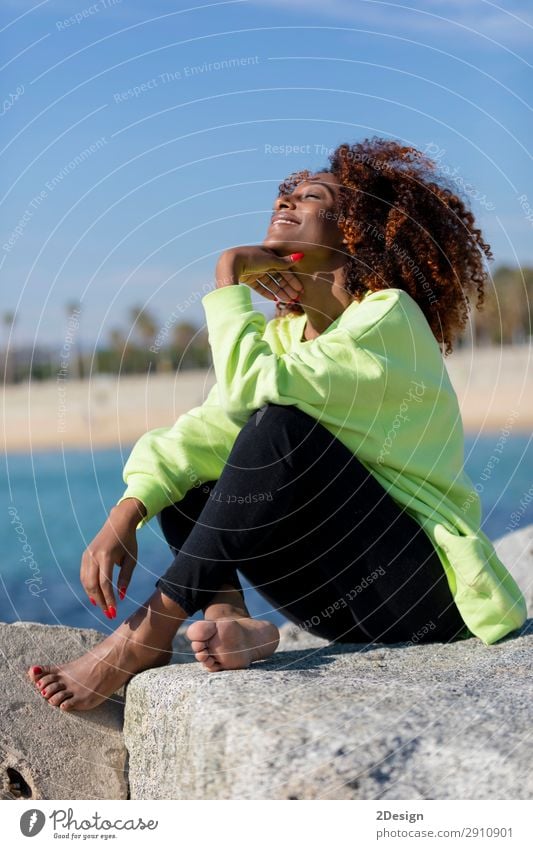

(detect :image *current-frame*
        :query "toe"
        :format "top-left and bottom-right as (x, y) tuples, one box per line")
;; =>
(37, 673), (59, 690)
(194, 649), (210, 662)
(186, 620), (217, 644)
(28, 664), (54, 683)
(48, 689), (69, 707)
(190, 640), (207, 653)
(42, 681), (65, 699)
(203, 655), (218, 669)
(59, 694), (75, 710)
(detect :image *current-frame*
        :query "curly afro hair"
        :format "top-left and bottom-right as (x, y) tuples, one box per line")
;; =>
(275, 136), (493, 356)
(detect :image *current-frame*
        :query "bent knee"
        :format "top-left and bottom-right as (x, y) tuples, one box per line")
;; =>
(245, 402), (316, 430)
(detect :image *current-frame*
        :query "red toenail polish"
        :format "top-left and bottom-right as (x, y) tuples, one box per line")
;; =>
(32, 666), (42, 674)
(104, 609), (111, 619)
(41, 689), (47, 696)
(89, 597), (96, 606)
(108, 606), (116, 618)
(118, 587), (126, 600)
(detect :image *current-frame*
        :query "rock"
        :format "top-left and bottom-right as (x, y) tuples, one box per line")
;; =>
(0, 622), (128, 800)
(124, 618), (533, 800)
(494, 523), (533, 615)
(3, 524), (533, 801)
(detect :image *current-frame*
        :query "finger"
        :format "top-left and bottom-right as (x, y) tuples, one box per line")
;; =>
(81, 551), (108, 612)
(99, 558), (117, 616)
(263, 272), (301, 302)
(281, 271), (304, 291)
(241, 277), (278, 301)
(264, 251), (305, 269)
(240, 270), (302, 303)
(274, 272), (304, 301)
(88, 585), (108, 614)
(117, 553), (136, 601)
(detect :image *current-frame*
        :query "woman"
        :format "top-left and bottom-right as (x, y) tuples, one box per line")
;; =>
(28, 137), (526, 711)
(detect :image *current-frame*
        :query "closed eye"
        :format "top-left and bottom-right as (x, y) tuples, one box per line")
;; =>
(274, 189), (324, 208)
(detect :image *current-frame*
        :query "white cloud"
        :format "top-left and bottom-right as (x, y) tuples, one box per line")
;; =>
(251, 0), (533, 47)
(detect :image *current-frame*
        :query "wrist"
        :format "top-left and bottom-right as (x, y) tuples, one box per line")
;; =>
(215, 250), (240, 288)
(111, 498), (147, 526)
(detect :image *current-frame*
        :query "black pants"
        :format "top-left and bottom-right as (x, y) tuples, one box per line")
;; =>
(155, 403), (468, 645)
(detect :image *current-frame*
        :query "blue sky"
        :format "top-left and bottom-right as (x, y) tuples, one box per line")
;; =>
(1, 0), (532, 347)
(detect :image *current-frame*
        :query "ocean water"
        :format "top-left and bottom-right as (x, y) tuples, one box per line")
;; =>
(2, 433), (532, 631)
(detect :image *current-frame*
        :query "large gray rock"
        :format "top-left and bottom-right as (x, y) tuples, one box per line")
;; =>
(124, 619), (533, 800)
(3, 523), (532, 801)
(0, 622), (128, 800)
(494, 523), (533, 615)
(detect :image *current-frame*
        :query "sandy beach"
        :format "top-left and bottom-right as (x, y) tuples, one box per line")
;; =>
(2, 345), (531, 453)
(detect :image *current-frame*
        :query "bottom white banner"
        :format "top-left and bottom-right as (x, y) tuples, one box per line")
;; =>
(1, 799), (532, 848)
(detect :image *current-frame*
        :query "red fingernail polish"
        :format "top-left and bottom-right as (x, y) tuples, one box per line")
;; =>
(104, 609), (111, 619)
(290, 252), (305, 261)
(108, 606), (116, 619)
(89, 597), (96, 606)
(118, 587), (126, 600)
(32, 666), (43, 674)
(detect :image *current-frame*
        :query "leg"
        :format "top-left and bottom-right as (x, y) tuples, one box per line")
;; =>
(154, 408), (368, 630)
(27, 478), (236, 709)
(237, 404), (466, 645)
(158, 482), (355, 642)
(27, 590), (189, 710)
(157, 485), (279, 671)
(235, 404), (466, 645)
(156, 403), (466, 648)
(156, 480), (249, 617)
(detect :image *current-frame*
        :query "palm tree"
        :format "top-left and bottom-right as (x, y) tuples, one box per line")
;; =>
(64, 299), (83, 379)
(473, 267), (529, 345)
(3, 311), (16, 384)
(129, 305), (158, 372)
(107, 327), (128, 373)
(172, 321), (197, 352)
(171, 322), (211, 368)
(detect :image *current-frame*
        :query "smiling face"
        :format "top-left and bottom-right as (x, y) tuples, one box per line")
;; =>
(263, 171), (347, 260)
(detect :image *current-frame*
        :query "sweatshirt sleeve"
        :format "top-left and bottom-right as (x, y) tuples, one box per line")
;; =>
(201, 284), (385, 426)
(115, 383), (241, 530)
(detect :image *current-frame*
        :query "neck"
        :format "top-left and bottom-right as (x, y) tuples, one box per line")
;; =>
(297, 267), (353, 339)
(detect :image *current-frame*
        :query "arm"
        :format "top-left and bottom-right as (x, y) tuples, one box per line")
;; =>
(115, 382), (242, 529)
(201, 283), (386, 425)
(85, 383), (242, 614)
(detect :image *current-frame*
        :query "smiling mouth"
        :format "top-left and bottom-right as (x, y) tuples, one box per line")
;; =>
(270, 218), (300, 227)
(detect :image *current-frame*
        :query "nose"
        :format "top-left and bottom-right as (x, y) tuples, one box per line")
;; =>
(274, 194), (296, 213)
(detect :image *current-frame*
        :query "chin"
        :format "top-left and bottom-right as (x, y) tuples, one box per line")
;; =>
(263, 235), (302, 253)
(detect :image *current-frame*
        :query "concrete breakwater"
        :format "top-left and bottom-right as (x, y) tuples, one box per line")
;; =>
(1, 524), (532, 800)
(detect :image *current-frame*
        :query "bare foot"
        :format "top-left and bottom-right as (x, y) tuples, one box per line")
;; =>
(27, 632), (171, 711)
(27, 591), (187, 711)
(186, 617), (280, 672)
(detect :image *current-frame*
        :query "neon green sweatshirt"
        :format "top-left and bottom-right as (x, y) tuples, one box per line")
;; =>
(116, 284), (527, 646)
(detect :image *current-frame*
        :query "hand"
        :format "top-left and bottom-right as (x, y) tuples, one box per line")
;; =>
(80, 498), (145, 617)
(215, 246), (305, 304)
